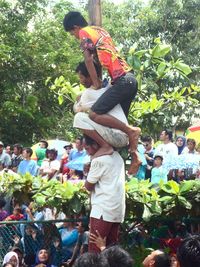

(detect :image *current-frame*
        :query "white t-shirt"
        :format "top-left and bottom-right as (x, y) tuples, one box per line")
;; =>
(73, 87), (129, 148)
(87, 151), (125, 223)
(74, 86), (128, 124)
(154, 142), (178, 170)
(40, 159), (60, 173)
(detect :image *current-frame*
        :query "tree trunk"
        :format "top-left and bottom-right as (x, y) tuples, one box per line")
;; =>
(88, 0), (102, 26)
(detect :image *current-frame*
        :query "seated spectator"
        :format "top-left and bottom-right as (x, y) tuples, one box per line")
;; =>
(10, 144), (23, 172)
(175, 136), (187, 155)
(67, 222), (89, 266)
(102, 246), (134, 267)
(32, 249), (56, 267)
(176, 235), (200, 267)
(142, 250), (171, 267)
(35, 140), (48, 167)
(59, 220), (78, 262)
(74, 252), (109, 267)
(18, 148), (38, 176)
(3, 251), (19, 267)
(186, 138), (197, 154)
(151, 155), (168, 184)
(0, 196), (8, 221)
(0, 141), (11, 170)
(40, 148), (60, 180)
(5, 208), (24, 221)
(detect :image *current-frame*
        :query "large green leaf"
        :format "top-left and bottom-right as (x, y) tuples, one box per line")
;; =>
(152, 44), (171, 58)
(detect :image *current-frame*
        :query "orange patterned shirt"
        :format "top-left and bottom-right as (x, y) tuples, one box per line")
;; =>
(79, 26), (131, 81)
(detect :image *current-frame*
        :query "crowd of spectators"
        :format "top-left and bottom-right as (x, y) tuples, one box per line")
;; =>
(0, 130), (200, 267)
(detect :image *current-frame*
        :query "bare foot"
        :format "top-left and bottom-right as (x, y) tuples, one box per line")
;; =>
(92, 146), (114, 159)
(128, 127), (141, 152)
(128, 151), (142, 175)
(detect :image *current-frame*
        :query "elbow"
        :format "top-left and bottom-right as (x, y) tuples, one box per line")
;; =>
(85, 180), (95, 191)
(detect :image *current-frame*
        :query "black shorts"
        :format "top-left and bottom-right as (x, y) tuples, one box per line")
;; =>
(91, 71), (138, 118)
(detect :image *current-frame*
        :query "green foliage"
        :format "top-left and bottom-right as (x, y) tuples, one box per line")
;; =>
(1, 173), (200, 220)
(0, 0), (200, 143)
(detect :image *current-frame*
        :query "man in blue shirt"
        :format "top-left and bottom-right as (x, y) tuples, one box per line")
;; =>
(18, 148), (38, 176)
(69, 137), (86, 161)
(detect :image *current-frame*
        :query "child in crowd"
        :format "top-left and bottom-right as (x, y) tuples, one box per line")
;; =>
(5, 208), (24, 221)
(151, 155), (168, 184)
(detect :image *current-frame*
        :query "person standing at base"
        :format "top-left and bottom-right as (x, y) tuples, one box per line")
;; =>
(63, 11), (141, 175)
(83, 135), (125, 253)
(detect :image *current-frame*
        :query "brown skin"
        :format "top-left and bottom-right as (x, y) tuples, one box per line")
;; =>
(187, 141), (196, 153)
(143, 250), (164, 267)
(39, 152), (57, 179)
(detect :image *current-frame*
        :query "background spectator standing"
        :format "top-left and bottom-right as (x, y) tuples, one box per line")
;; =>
(151, 155), (168, 184)
(5, 145), (12, 157)
(175, 136), (188, 155)
(0, 141), (11, 170)
(186, 138), (197, 154)
(142, 136), (154, 179)
(17, 148), (38, 176)
(35, 140), (48, 167)
(10, 144), (23, 172)
(69, 137), (86, 162)
(154, 129), (178, 171)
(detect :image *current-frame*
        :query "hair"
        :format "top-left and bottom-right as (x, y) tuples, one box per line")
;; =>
(141, 135), (152, 143)
(74, 170), (84, 179)
(63, 11), (88, 31)
(14, 207), (22, 213)
(13, 144), (23, 154)
(3, 264), (15, 267)
(46, 148), (58, 158)
(76, 136), (84, 145)
(154, 155), (163, 161)
(23, 147), (33, 157)
(40, 139), (48, 148)
(177, 235), (200, 267)
(187, 138), (196, 146)
(163, 129), (173, 141)
(76, 61), (101, 78)
(102, 245), (134, 267)
(0, 197), (6, 209)
(74, 252), (110, 267)
(83, 135), (97, 147)
(154, 251), (171, 267)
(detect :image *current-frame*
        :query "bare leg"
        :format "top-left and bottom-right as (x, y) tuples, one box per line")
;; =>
(89, 111), (141, 152)
(89, 111), (141, 172)
(128, 151), (142, 175)
(83, 129), (114, 158)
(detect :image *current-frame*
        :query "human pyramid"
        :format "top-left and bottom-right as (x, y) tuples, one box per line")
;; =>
(63, 11), (141, 252)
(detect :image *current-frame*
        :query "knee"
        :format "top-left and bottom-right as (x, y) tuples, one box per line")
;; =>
(89, 110), (98, 121)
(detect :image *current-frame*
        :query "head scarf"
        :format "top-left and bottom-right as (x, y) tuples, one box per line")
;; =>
(3, 251), (19, 267)
(32, 249), (52, 267)
(176, 135), (186, 155)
